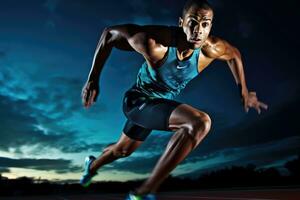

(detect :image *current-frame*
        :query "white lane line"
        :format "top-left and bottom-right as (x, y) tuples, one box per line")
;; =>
(162, 196), (278, 200)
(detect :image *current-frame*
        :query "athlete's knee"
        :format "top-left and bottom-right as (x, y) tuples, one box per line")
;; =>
(111, 146), (133, 158)
(102, 142), (117, 153)
(200, 113), (212, 133)
(188, 112), (212, 138)
(114, 150), (132, 158)
(101, 143), (131, 158)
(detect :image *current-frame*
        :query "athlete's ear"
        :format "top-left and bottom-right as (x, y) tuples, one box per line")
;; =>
(178, 17), (183, 27)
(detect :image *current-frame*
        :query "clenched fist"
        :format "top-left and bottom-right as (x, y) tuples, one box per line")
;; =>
(81, 80), (99, 108)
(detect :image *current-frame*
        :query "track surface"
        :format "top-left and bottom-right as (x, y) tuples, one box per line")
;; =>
(2, 188), (300, 200)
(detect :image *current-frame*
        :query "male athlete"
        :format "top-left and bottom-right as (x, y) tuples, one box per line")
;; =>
(80, 0), (268, 199)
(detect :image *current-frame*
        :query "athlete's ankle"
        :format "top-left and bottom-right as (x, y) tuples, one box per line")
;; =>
(89, 161), (97, 174)
(133, 187), (152, 196)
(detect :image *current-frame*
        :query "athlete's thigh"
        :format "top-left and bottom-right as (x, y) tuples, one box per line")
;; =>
(125, 97), (183, 131)
(122, 119), (152, 141)
(167, 103), (209, 131)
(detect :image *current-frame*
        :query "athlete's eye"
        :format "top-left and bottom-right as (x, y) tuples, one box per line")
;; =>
(188, 20), (198, 27)
(202, 22), (210, 28)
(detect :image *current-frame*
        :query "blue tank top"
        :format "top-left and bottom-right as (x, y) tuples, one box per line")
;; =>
(134, 47), (201, 99)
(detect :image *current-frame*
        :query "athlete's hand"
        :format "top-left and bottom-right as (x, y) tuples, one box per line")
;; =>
(81, 80), (99, 108)
(242, 91), (268, 114)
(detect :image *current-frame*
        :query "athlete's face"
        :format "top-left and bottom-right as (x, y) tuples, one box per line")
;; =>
(179, 6), (213, 49)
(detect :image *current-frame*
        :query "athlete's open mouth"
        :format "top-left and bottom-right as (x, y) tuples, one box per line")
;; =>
(190, 38), (202, 44)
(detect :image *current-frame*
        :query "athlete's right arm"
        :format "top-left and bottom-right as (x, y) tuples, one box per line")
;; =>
(82, 24), (174, 108)
(88, 24), (174, 81)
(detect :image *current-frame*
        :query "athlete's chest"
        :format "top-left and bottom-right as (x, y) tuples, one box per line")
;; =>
(147, 46), (202, 71)
(159, 53), (199, 81)
(144, 47), (200, 89)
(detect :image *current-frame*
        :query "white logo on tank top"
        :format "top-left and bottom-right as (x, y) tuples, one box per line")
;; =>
(176, 65), (188, 69)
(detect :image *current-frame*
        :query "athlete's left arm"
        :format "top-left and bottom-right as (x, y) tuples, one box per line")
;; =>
(203, 36), (268, 114)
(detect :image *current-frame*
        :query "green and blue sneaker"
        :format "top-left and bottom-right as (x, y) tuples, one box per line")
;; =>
(125, 191), (156, 200)
(79, 155), (97, 187)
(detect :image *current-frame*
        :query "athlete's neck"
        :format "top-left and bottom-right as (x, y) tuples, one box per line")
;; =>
(176, 31), (195, 61)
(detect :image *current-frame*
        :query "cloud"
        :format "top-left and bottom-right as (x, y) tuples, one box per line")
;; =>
(0, 157), (80, 174)
(0, 62), (85, 111)
(178, 136), (300, 178)
(0, 62), (36, 101)
(34, 76), (108, 120)
(104, 154), (161, 174)
(0, 49), (113, 157)
(59, 142), (109, 154)
(0, 168), (10, 173)
(0, 92), (110, 155)
(31, 76), (86, 120)
(0, 95), (53, 151)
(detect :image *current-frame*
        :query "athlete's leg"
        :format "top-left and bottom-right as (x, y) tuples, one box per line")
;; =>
(89, 132), (143, 174)
(88, 88), (154, 174)
(134, 104), (212, 195)
(120, 87), (211, 195)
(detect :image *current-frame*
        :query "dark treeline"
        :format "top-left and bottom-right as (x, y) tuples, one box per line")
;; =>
(0, 155), (299, 196)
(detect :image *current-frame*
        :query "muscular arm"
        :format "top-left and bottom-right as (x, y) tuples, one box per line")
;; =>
(202, 36), (248, 98)
(87, 24), (175, 82)
(82, 24), (176, 108)
(202, 36), (268, 113)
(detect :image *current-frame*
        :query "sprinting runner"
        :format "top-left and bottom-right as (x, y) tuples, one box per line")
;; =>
(80, 0), (268, 199)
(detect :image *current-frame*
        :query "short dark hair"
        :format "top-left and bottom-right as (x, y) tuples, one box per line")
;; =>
(182, 0), (213, 17)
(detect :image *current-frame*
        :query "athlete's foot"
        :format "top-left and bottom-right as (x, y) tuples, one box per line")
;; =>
(79, 155), (97, 187)
(125, 191), (156, 200)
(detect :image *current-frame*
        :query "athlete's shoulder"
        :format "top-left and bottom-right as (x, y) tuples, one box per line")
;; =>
(107, 24), (176, 47)
(135, 25), (178, 65)
(202, 35), (227, 58)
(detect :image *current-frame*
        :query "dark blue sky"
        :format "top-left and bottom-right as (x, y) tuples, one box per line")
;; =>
(0, 0), (299, 181)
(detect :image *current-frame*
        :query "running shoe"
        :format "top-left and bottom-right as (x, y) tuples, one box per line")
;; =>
(125, 191), (156, 200)
(79, 155), (97, 187)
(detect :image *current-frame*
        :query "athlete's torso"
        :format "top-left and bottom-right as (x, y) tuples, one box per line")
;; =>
(134, 46), (201, 99)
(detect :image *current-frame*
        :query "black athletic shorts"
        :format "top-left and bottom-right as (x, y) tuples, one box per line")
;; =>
(122, 86), (183, 141)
